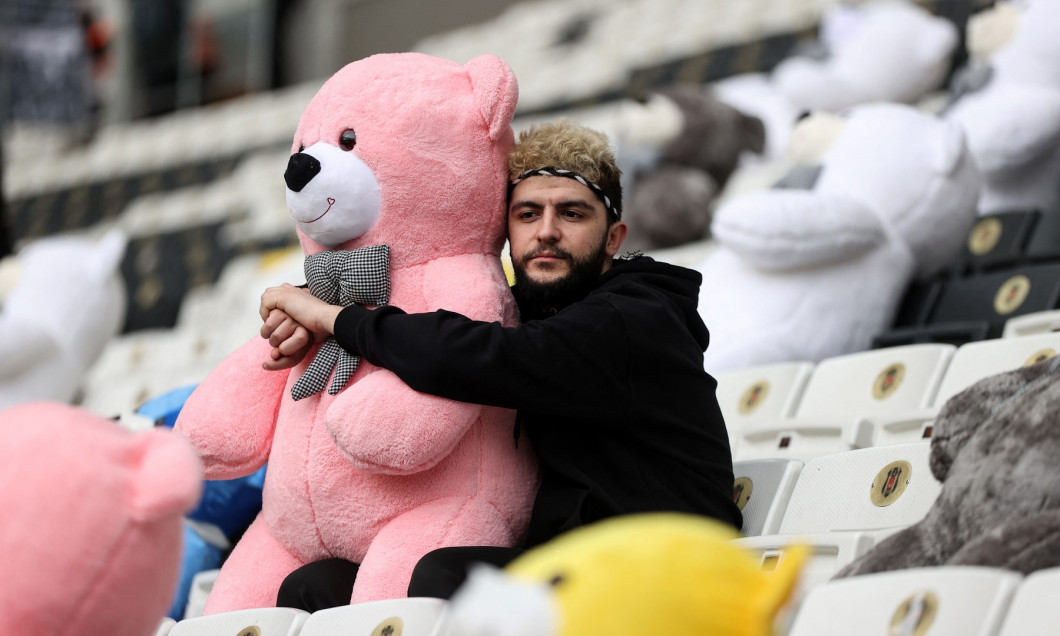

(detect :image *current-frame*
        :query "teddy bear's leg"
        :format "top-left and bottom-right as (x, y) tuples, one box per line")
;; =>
(833, 525), (940, 579)
(947, 510), (1060, 575)
(202, 514), (306, 614)
(349, 497), (516, 603)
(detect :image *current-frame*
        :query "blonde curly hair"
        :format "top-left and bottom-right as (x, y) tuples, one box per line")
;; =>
(508, 119), (623, 220)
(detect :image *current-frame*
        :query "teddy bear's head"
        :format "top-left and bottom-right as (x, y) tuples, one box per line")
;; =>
(808, 103), (979, 278)
(1, 230), (126, 371)
(0, 402), (202, 636)
(986, 0), (1060, 86)
(283, 53), (519, 269)
(444, 514), (806, 636)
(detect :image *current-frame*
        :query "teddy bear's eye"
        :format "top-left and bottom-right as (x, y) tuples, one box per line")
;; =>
(548, 573), (566, 587)
(339, 129), (357, 151)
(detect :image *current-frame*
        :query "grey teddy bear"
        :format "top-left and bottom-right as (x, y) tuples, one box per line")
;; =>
(836, 355), (1060, 578)
(621, 86), (765, 252)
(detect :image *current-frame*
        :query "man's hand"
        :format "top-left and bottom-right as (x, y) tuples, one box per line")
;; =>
(259, 284), (342, 370)
(260, 308), (314, 370)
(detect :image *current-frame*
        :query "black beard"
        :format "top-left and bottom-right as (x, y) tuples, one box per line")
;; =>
(512, 238), (609, 316)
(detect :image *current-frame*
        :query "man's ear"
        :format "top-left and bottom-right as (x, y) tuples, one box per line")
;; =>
(606, 221), (629, 257)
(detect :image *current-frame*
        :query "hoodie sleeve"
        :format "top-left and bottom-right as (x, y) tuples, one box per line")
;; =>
(333, 298), (632, 420)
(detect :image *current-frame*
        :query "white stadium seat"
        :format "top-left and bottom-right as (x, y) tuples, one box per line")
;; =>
(169, 608), (308, 636)
(735, 345), (953, 460)
(732, 458), (803, 537)
(787, 567), (1021, 636)
(715, 362), (814, 453)
(736, 530), (890, 593)
(996, 567), (1060, 635)
(299, 598), (447, 636)
(155, 617), (177, 636)
(1002, 309), (1060, 338)
(778, 443), (939, 535)
(867, 332), (1060, 446)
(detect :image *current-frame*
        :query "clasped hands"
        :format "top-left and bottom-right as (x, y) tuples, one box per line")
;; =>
(258, 284), (343, 371)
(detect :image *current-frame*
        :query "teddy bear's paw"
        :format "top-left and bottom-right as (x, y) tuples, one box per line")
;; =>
(948, 510), (1060, 575)
(324, 370), (482, 475)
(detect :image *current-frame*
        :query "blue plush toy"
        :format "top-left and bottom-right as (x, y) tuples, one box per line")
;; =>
(138, 385), (267, 619)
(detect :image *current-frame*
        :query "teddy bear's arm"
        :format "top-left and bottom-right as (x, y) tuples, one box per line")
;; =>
(712, 189), (886, 271)
(174, 336), (289, 479)
(951, 87), (1060, 173)
(324, 256), (516, 475)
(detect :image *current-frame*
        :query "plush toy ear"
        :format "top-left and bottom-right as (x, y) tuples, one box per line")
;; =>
(130, 429), (203, 522)
(929, 119), (967, 176)
(464, 54), (519, 142)
(90, 228), (128, 279)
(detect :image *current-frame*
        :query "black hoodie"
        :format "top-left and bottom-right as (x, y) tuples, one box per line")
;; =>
(333, 255), (741, 547)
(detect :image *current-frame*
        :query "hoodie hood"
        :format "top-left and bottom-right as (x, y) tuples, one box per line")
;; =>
(597, 255), (711, 351)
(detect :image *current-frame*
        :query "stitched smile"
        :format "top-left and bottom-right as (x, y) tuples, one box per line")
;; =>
(306, 197), (336, 223)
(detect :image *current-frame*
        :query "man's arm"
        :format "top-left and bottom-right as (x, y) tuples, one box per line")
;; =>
(331, 302), (631, 420)
(259, 283), (632, 419)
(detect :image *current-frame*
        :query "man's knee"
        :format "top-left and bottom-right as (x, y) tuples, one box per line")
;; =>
(407, 546), (522, 600)
(276, 558), (360, 612)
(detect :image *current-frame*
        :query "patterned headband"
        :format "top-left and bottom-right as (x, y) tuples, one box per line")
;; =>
(509, 167), (621, 221)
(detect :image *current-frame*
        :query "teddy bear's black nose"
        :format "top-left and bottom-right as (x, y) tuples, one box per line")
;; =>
(284, 152), (321, 192)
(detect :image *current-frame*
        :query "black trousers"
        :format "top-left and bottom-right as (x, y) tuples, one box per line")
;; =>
(275, 546), (523, 612)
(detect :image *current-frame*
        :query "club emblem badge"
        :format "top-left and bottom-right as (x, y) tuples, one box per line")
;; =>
(871, 460), (912, 507)
(1024, 348), (1057, 367)
(889, 591), (938, 636)
(738, 381), (770, 415)
(371, 618), (404, 636)
(733, 477), (753, 510)
(237, 628), (261, 636)
(873, 364), (906, 400)
(967, 217), (1002, 256)
(994, 275), (1030, 315)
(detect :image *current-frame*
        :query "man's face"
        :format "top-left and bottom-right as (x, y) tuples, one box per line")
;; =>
(507, 175), (627, 295)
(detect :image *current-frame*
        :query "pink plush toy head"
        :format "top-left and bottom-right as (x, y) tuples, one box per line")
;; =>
(0, 402), (202, 636)
(286, 52), (519, 268)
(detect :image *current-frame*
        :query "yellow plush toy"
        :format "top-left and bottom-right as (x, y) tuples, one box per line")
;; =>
(443, 513), (807, 636)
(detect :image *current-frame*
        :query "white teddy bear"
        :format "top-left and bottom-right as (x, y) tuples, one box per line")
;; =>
(0, 230), (127, 409)
(713, 0), (958, 164)
(945, 0), (1060, 215)
(697, 103), (979, 373)
(773, 0), (958, 113)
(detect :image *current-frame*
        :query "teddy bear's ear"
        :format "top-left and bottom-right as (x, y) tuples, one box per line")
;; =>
(129, 429), (203, 522)
(929, 119), (967, 176)
(464, 54), (519, 142)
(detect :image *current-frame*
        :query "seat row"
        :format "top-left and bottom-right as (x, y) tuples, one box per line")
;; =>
(152, 566), (1060, 636)
(715, 325), (1060, 461)
(880, 209), (1060, 346)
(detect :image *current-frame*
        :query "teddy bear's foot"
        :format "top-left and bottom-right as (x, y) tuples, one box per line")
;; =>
(202, 514), (309, 614)
(948, 510), (1060, 575)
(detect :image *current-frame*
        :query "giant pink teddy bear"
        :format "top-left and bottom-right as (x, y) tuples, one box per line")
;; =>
(0, 402), (202, 636)
(175, 53), (538, 612)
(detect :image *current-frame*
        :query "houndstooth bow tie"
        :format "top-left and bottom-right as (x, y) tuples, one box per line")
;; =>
(290, 244), (391, 401)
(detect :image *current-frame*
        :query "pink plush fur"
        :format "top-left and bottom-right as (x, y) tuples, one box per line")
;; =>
(175, 53), (538, 611)
(0, 402), (202, 636)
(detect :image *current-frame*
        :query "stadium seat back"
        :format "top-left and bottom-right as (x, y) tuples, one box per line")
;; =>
(794, 345), (954, 420)
(934, 332), (1060, 406)
(778, 443), (940, 535)
(732, 458), (804, 537)
(787, 567), (1021, 636)
(299, 598), (447, 636)
(996, 568), (1060, 635)
(169, 608), (308, 636)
